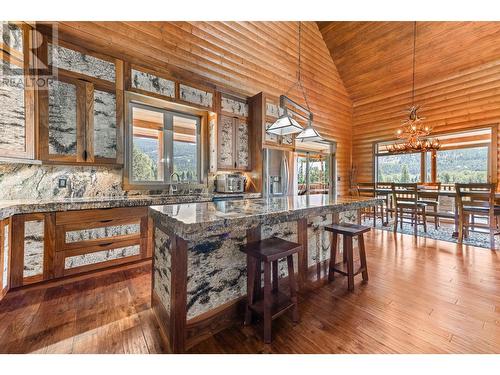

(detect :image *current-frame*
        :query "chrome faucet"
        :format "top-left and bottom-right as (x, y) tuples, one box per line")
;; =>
(169, 172), (180, 195)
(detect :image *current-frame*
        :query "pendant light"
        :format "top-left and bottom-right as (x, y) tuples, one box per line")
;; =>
(295, 118), (323, 142)
(268, 22), (321, 138)
(265, 106), (303, 136)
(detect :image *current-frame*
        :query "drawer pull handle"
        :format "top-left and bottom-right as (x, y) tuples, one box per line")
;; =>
(99, 242), (113, 247)
(100, 219), (113, 223)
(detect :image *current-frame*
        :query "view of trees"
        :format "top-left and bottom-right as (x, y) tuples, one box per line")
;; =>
(132, 136), (197, 182)
(377, 153), (421, 183)
(436, 147), (487, 183)
(173, 141), (197, 182)
(377, 146), (488, 183)
(132, 138), (158, 181)
(297, 156), (330, 193)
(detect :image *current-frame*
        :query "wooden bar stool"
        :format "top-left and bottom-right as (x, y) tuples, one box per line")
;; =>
(325, 223), (370, 292)
(241, 236), (301, 344)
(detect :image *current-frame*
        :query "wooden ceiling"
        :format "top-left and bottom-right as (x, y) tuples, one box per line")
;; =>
(317, 21), (500, 103)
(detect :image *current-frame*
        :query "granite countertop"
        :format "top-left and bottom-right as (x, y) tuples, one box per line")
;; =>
(0, 192), (262, 220)
(149, 194), (382, 240)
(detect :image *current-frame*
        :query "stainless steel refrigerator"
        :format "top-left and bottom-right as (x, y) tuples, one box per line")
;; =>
(263, 148), (292, 197)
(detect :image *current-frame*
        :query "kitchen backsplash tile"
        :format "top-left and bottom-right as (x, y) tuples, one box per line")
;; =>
(0, 163), (210, 200)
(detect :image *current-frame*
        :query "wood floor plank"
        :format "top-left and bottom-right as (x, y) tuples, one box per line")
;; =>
(0, 229), (499, 354)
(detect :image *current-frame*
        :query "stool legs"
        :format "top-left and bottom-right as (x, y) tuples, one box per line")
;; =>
(328, 231), (369, 292)
(287, 255), (299, 323)
(272, 261), (279, 292)
(263, 261), (272, 344)
(358, 235), (368, 282)
(328, 232), (338, 281)
(343, 236), (354, 292)
(245, 255), (257, 325)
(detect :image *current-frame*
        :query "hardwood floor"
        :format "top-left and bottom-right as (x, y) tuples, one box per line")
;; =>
(1, 229), (499, 354)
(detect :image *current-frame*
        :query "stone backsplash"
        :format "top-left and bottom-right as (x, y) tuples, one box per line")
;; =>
(0, 163), (210, 200)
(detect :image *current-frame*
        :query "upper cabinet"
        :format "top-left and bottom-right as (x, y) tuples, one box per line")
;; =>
(127, 64), (215, 112)
(0, 22), (35, 160)
(211, 94), (251, 171)
(39, 40), (124, 164)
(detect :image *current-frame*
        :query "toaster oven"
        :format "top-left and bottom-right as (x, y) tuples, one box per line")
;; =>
(215, 174), (246, 193)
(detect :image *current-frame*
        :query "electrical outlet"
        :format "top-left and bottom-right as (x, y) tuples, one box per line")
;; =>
(58, 177), (67, 188)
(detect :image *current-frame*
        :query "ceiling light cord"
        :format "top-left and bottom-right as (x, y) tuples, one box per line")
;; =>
(284, 21), (311, 113)
(411, 21), (417, 106)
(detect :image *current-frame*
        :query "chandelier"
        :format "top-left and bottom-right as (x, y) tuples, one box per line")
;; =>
(387, 22), (440, 154)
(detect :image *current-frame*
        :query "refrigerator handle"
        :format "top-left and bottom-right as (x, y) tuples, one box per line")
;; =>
(282, 154), (289, 195)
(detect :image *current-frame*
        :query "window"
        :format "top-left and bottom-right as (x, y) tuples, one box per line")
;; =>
(374, 128), (493, 184)
(128, 101), (201, 187)
(436, 146), (488, 184)
(376, 152), (422, 183)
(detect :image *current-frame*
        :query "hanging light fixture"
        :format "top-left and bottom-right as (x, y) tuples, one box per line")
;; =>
(295, 117), (323, 142)
(265, 105), (303, 136)
(268, 22), (322, 141)
(387, 22), (440, 154)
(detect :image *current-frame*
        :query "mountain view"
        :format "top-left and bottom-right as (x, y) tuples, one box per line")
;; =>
(132, 137), (197, 182)
(377, 146), (488, 183)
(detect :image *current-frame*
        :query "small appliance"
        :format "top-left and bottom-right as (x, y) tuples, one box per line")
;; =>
(215, 174), (246, 193)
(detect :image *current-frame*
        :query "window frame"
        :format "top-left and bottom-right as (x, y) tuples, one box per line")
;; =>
(124, 92), (207, 190)
(372, 125), (497, 185)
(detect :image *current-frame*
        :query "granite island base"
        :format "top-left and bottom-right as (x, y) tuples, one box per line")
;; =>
(149, 195), (381, 353)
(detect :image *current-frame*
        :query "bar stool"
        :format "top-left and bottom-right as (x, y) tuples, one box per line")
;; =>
(325, 223), (370, 292)
(241, 236), (301, 344)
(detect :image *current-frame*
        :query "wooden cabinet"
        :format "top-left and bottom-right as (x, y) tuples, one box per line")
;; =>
(7, 207), (151, 288)
(39, 40), (124, 165)
(54, 207), (150, 277)
(216, 115), (250, 170)
(0, 22), (35, 161)
(0, 218), (11, 301)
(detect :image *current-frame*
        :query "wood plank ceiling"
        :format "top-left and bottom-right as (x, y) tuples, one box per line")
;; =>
(318, 21), (500, 183)
(55, 22), (353, 193)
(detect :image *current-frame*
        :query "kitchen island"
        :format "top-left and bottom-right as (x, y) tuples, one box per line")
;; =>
(149, 194), (381, 352)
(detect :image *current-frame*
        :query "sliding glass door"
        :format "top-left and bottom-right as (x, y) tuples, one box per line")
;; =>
(295, 152), (331, 195)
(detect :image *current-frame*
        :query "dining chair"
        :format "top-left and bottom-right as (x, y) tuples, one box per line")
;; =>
(417, 182), (441, 229)
(356, 182), (378, 227)
(455, 183), (500, 249)
(392, 183), (428, 237)
(376, 182), (394, 225)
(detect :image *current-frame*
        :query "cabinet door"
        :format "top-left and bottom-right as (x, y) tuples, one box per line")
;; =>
(217, 115), (235, 169)
(93, 89), (117, 160)
(235, 120), (250, 170)
(0, 219), (10, 300)
(46, 79), (79, 160)
(9, 213), (55, 288)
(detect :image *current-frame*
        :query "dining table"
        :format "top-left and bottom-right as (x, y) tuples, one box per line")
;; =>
(356, 187), (500, 237)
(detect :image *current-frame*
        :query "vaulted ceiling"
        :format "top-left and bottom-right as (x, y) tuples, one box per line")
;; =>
(317, 21), (500, 103)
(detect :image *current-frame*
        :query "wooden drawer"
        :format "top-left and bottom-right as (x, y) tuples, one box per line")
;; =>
(54, 207), (150, 278)
(58, 237), (143, 277)
(56, 216), (143, 251)
(8, 207), (152, 288)
(55, 206), (147, 225)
